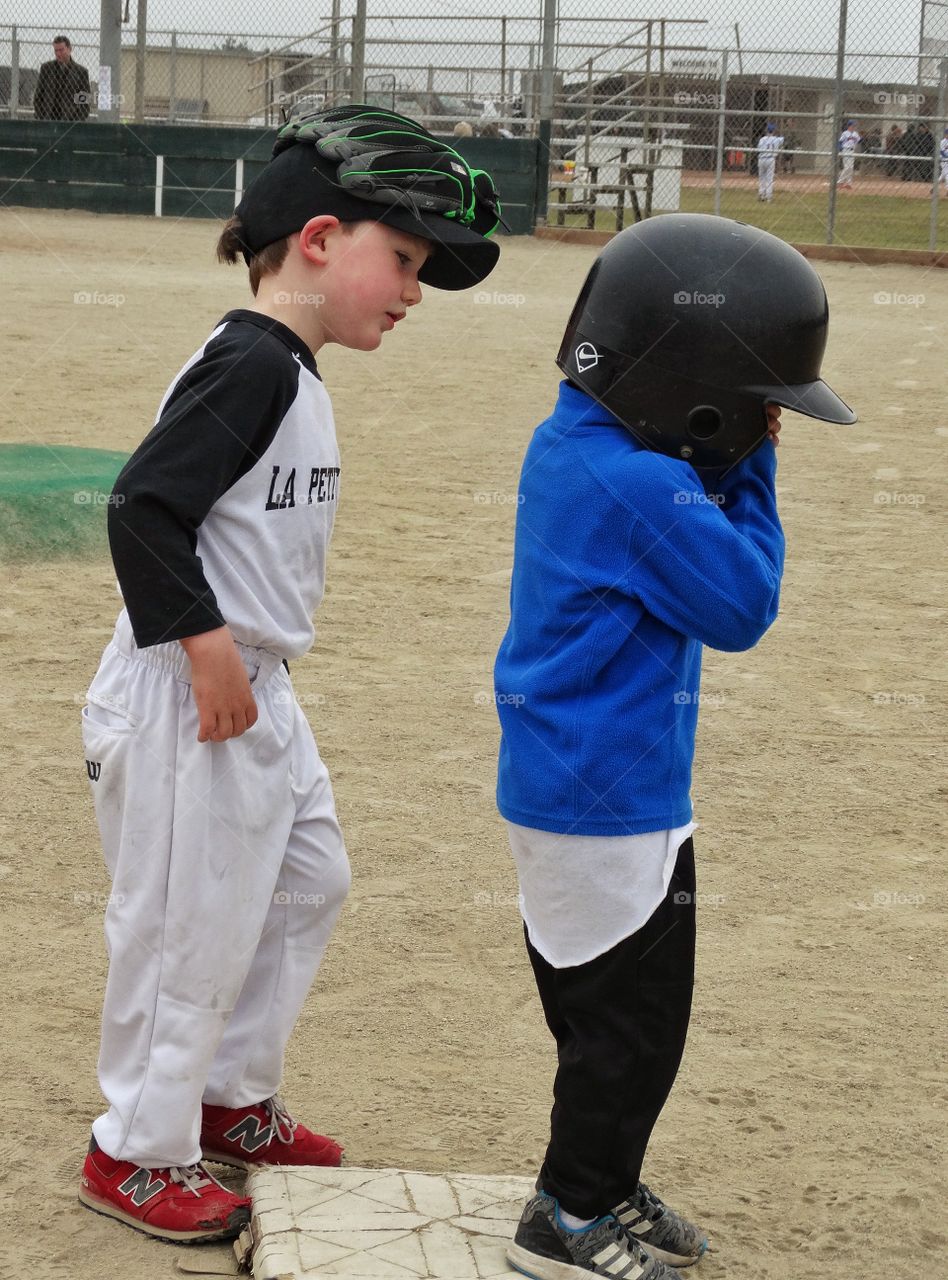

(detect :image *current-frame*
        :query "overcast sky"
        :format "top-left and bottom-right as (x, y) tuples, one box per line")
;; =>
(2, 0), (942, 78)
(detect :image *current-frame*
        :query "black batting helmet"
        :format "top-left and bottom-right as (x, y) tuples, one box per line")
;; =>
(556, 214), (856, 469)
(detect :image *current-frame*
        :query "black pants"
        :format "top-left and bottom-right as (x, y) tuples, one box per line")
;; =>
(527, 836), (696, 1219)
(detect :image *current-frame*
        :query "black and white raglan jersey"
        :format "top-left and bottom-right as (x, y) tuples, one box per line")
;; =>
(108, 310), (340, 659)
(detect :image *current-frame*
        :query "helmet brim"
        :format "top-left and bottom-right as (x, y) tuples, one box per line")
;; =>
(747, 379), (857, 425)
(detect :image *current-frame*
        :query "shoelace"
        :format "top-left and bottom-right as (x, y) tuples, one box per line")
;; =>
(607, 1217), (651, 1266)
(634, 1181), (667, 1223)
(168, 1162), (215, 1197)
(265, 1095), (299, 1146)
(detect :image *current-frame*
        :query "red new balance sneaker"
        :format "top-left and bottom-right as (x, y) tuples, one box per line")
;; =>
(201, 1094), (343, 1169)
(79, 1135), (251, 1242)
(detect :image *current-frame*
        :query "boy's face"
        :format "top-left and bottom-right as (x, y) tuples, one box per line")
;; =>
(317, 221), (433, 352)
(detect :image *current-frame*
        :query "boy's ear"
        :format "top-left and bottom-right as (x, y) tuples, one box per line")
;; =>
(297, 215), (343, 266)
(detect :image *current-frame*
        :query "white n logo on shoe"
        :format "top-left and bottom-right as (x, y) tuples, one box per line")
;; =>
(117, 1169), (167, 1206)
(223, 1116), (273, 1152)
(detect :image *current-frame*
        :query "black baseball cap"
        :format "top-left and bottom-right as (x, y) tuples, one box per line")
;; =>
(234, 143), (500, 291)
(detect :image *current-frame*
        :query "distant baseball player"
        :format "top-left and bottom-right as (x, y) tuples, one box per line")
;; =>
(78, 104), (501, 1243)
(756, 122), (783, 201)
(494, 215), (855, 1280)
(940, 127), (948, 194)
(837, 119), (861, 188)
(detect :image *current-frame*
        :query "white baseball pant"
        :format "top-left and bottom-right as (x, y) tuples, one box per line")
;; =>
(758, 156), (776, 199)
(82, 611), (350, 1167)
(838, 152), (855, 184)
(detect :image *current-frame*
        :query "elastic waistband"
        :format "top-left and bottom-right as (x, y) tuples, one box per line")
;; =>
(111, 611), (286, 688)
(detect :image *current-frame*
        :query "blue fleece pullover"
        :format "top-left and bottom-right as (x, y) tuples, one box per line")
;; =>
(494, 382), (786, 836)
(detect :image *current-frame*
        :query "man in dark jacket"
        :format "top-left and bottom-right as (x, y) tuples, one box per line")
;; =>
(33, 35), (91, 121)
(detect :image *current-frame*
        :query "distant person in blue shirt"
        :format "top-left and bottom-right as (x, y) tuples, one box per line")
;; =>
(495, 214), (856, 1280)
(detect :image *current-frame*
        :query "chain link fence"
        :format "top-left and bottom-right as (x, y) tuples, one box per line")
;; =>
(2, 0), (946, 248)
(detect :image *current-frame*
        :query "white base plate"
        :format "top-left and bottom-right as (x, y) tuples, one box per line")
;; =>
(248, 1166), (534, 1280)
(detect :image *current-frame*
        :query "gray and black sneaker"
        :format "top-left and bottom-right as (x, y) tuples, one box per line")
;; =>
(613, 1183), (707, 1268)
(508, 1192), (682, 1279)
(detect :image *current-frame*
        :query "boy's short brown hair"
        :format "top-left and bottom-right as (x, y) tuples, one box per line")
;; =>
(216, 216), (289, 296)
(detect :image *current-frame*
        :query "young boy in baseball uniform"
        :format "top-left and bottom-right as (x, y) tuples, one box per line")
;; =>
(494, 215), (855, 1280)
(837, 120), (861, 187)
(756, 122), (783, 201)
(939, 127), (948, 194)
(78, 105), (501, 1243)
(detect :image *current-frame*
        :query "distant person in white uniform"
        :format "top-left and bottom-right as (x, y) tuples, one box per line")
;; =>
(940, 128), (948, 195)
(837, 120), (861, 188)
(757, 122), (783, 201)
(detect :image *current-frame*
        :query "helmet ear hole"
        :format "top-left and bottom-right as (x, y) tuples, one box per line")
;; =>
(687, 405), (723, 440)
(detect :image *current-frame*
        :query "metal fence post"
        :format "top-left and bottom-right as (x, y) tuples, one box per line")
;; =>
(98, 0), (123, 122)
(331, 0), (341, 102)
(134, 0), (147, 123)
(169, 30), (177, 123)
(929, 58), (947, 250)
(501, 16), (507, 107)
(584, 57), (592, 167)
(9, 25), (19, 119)
(351, 0), (366, 100)
(713, 49), (729, 216)
(826, 0), (848, 244)
(536, 0), (557, 225)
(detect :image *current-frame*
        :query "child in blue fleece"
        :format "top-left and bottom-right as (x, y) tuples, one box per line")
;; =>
(496, 215), (854, 1280)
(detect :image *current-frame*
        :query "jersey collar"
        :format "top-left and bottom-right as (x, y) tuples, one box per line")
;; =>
(219, 309), (320, 379)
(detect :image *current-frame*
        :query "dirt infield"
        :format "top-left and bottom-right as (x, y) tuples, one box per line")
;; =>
(1, 207), (945, 1280)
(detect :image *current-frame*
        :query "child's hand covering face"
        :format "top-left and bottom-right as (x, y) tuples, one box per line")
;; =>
(766, 403), (782, 446)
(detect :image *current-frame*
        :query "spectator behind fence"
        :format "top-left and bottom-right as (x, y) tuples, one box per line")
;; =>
(898, 122), (933, 182)
(912, 121), (935, 183)
(780, 123), (798, 174)
(864, 127), (882, 159)
(884, 124), (903, 178)
(34, 35), (91, 121)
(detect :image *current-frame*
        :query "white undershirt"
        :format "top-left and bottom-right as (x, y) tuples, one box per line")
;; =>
(505, 821), (697, 968)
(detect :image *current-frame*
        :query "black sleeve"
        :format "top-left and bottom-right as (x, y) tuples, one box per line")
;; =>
(108, 327), (300, 648)
(76, 66), (91, 120)
(33, 65), (51, 119)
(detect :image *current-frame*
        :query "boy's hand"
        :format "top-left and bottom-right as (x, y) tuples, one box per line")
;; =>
(766, 403), (782, 446)
(180, 627), (258, 743)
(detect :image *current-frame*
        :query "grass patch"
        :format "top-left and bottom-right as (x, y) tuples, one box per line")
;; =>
(548, 185), (948, 250)
(0, 443), (128, 561)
